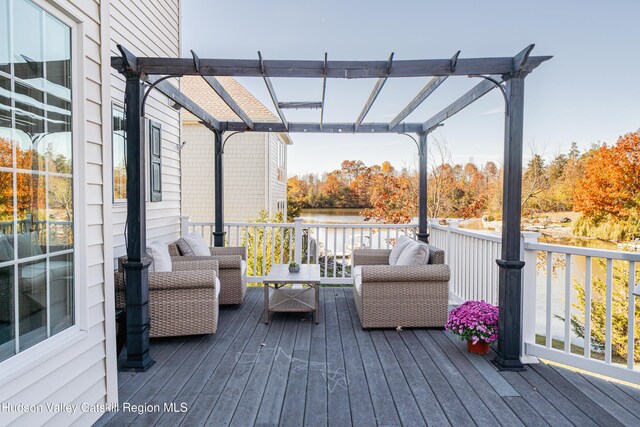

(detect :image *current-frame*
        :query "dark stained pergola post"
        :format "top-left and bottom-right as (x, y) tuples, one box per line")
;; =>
(417, 131), (429, 243)
(121, 71), (154, 371)
(213, 130), (225, 247)
(493, 75), (527, 371)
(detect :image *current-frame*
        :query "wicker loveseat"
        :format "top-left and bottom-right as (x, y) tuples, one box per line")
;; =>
(352, 242), (450, 329)
(168, 243), (247, 305)
(115, 258), (219, 337)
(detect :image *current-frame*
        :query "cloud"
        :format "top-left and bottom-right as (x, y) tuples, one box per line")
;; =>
(479, 106), (504, 116)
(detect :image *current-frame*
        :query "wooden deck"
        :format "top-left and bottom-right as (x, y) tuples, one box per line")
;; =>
(96, 287), (640, 426)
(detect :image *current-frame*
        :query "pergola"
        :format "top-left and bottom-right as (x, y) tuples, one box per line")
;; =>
(111, 44), (551, 373)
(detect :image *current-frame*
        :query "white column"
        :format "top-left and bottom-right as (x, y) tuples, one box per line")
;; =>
(294, 217), (303, 264)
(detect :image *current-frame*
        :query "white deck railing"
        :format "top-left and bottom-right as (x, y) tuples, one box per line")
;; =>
(522, 240), (639, 383)
(182, 217), (417, 285)
(181, 216), (640, 383)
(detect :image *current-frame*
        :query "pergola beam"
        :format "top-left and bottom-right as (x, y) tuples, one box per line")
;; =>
(119, 55), (551, 78)
(148, 76), (221, 130)
(258, 51), (288, 131)
(421, 78), (501, 132)
(221, 121), (424, 133)
(355, 52), (394, 130)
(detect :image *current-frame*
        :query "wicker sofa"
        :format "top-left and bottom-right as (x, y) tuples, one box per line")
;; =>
(115, 258), (219, 337)
(352, 243), (450, 329)
(168, 243), (247, 305)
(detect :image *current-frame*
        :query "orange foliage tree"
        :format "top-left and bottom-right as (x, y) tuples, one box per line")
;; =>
(574, 131), (640, 218)
(573, 130), (640, 241)
(0, 138), (47, 221)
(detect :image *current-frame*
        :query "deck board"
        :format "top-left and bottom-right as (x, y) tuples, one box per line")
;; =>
(428, 330), (524, 426)
(99, 287), (640, 427)
(335, 288), (377, 426)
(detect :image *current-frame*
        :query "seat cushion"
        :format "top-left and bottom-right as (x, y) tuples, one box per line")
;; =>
(388, 235), (413, 265)
(240, 260), (247, 275)
(147, 241), (172, 272)
(0, 236), (13, 262)
(396, 240), (429, 266)
(352, 265), (362, 294)
(176, 233), (210, 256)
(215, 276), (220, 299)
(17, 232), (43, 259)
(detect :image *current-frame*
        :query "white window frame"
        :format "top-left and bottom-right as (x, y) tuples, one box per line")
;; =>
(0, 0), (88, 385)
(111, 101), (126, 204)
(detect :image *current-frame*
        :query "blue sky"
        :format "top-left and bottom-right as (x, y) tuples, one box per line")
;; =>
(182, 0), (640, 176)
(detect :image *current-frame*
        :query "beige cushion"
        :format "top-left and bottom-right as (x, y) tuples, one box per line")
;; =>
(241, 260), (247, 275)
(352, 266), (362, 294)
(388, 235), (413, 265)
(18, 232), (43, 259)
(396, 240), (429, 266)
(215, 276), (220, 299)
(176, 233), (210, 256)
(0, 236), (13, 262)
(147, 241), (172, 272)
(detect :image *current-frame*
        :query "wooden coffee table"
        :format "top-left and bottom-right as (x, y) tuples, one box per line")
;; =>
(263, 264), (321, 324)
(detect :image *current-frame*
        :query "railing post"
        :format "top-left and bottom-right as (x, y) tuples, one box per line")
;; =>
(521, 231), (540, 364)
(294, 217), (303, 264)
(446, 219), (460, 264)
(180, 216), (190, 237)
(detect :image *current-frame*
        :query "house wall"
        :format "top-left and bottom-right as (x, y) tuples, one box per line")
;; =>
(0, 0), (118, 425)
(181, 125), (269, 223)
(268, 132), (288, 219)
(110, 0), (182, 260)
(181, 124), (215, 222)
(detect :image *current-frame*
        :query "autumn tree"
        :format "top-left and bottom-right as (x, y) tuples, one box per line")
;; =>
(360, 162), (417, 224)
(574, 131), (640, 241)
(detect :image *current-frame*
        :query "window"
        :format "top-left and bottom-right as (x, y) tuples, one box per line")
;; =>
(276, 138), (285, 182)
(112, 112), (163, 203)
(0, 0), (74, 362)
(112, 104), (126, 202)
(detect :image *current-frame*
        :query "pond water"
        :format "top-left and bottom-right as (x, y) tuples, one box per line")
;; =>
(299, 208), (374, 225)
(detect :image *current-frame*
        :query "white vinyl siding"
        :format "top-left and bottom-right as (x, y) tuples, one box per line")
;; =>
(109, 0), (182, 259)
(181, 125), (289, 223)
(0, 0), (115, 425)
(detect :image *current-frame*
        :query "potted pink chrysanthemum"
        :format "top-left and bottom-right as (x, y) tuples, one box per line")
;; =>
(445, 300), (499, 354)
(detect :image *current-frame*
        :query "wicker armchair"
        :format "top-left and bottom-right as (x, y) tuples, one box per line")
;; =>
(168, 243), (247, 305)
(115, 258), (219, 337)
(352, 243), (450, 329)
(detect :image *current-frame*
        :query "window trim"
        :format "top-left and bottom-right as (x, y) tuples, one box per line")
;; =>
(0, 0), (88, 376)
(111, 101), (126, 204)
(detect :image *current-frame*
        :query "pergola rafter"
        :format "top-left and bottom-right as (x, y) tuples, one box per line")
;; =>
(388, 50), (460, 129)
(112, 43), (551, 375)
(258, 51), (289, 131)
(319, 52), (327, 129)
(354, 52), (394, 130)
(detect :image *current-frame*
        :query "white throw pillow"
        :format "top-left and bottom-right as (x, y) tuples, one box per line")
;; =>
(388, 235), (413, 265)
(147, 241), (172, 272)
(396, 241), (429, 266)
(182, 232), (211, 256)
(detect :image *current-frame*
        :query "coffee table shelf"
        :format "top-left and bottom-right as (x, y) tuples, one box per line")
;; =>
(263, 264), (321, 324)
